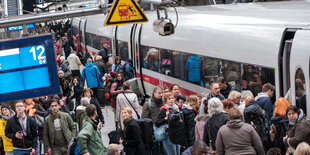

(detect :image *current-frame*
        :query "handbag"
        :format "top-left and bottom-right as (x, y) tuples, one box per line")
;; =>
(35, 114), (44, 128)
(108, 126), (122, 144)
(153, 124), (168, 141)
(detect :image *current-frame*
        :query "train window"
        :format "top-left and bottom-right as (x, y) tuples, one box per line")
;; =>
(85, 32), (112, 54)
(295, 68), (307, 116)
(142, 46), (160, 72)
(172, 51), (187, 80)
(117, 40), (129, 61)
(241, 64), (275, 96)
(203, 57), (220, 88)
(160, 49), (172, 76)
(221, 60), (242, 91)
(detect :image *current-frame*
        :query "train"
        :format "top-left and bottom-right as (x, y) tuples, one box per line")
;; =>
(71, 0), (310, 118)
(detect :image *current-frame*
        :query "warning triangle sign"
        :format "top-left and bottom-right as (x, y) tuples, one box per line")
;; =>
(104, 0), (148, 26)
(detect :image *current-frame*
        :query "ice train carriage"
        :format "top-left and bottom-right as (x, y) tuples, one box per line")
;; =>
(71, 1), (310, 118)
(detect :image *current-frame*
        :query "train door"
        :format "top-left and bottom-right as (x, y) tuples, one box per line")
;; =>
(133, 24), (146, 96)
(288, 30), (310, 119)
(79, 17), (87, 54)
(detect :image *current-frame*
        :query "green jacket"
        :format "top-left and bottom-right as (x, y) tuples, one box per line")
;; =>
(78, 116), (107, 154)
(44, 111), (76, 149)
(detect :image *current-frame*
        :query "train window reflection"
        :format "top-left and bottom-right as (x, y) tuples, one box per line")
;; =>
(117, 40), (129, 61)
(140, 45), (274, 93)
(85, 32), (112, 54)
(295, 68), (307, 116)
(142, 47), (160, 72)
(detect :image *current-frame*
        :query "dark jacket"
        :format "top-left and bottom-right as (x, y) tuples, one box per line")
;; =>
(155, 107), (169, 127)
(90, 97), (104, 124)
(182, 108), (197, 147)
(284, 119), (310, 149)
(93, 61), (108, 79)
(270, 116), (289, 155)
(255, 93), (273, 120)
(220, 83), (233, 99)
(185, 55), (202, 83)
(203, 112), (228, 150)
(122, 119), (146, 155)
(44, 111), (76, 149)
(70, 83), (84, 105)
(98, 48), (109, 63)
(62, 39), (71, 53)
(216, 120), (265, 155)
(5, 115), (37, 149)
(123, 62), (134, 80)
(142, 96), (164, 123)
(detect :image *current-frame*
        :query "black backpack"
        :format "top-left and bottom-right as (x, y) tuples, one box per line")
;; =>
(136, 118), (154, 150)
(245, 105), (271, 151)
(167, 108), (186, 145)
(103, 78), (114, 102)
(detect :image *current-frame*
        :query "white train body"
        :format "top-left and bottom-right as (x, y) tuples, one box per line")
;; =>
(72, 1), (310, 118)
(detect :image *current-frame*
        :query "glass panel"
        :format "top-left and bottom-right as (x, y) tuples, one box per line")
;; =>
(160, 49), (172, 76)
(221, 60), (242, 91)
(142, 46), (160, 72)
(117, 40), (129, 61)
(203, 57), (220, 88)
(295, 68), (307, 116)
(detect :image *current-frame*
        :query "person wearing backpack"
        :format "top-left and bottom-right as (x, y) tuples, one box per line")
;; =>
(182, 95), (199, 147)
(111, 56), (122, 73)
(155, 92), (181, 155)
(142, 86), (164, 123)
(255, 83), (275, 121)
(119, 107), (146, 155)
(244, 97), (271, 152)
(122, 59), (134, 81)
(270, 98), (290, 155)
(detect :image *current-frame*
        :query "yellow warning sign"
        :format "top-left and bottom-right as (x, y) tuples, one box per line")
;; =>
(104, 0), (148, 26)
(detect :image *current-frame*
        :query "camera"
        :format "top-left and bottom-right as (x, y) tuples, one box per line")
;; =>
(153, 19), (175, 36)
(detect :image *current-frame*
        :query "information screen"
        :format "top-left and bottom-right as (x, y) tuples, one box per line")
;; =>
(0, 35), (60, 102)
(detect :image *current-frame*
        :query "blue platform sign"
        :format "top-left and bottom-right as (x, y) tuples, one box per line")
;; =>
(0, 34), (60, 102)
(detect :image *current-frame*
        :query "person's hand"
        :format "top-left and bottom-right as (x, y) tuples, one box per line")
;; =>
(164, 111), (169, 120)
(283, 135), (288, 143)
(48, 148), (52, 155)
(108, 54), (112, 57)
(30, 149), (35, 155)
(119, 139), (123, 144)
(83, 152), (90, 155)
(15, 131), (23, 139)
(59, 99), (65, 106)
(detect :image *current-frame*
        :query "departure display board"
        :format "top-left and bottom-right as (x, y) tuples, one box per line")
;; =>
(0, 35), (60, 102)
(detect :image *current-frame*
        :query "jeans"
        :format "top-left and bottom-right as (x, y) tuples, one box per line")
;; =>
(6, 151), (13, 155)
(162, 137), (180, 155)
(13, 149), (32, 155)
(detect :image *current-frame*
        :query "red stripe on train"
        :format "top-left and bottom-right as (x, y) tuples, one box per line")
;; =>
(136, 72), (198, 97)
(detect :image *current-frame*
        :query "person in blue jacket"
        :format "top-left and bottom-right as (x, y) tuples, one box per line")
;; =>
(81, 58), (103, 99)
(123, 59), (134, 80)
(185, 55), (202, 85)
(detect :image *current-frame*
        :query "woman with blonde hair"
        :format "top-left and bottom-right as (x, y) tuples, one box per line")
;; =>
(270, 97), (290, 155)
(119, 107), (146, 155)
(295, 142), (310, 155)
